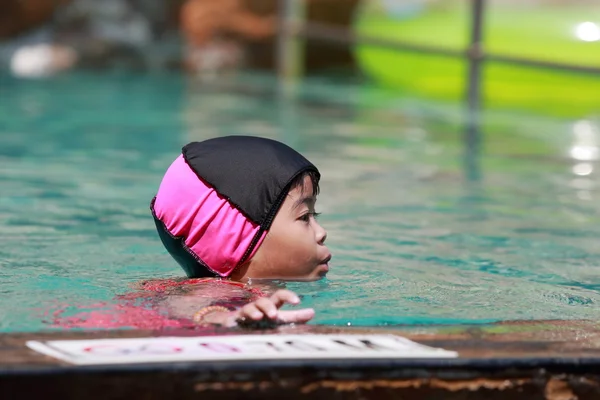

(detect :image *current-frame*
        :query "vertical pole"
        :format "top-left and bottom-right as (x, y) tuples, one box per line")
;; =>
(464, 0), (485, 181)
(276, 0), (305, 147)
(276, 0), (306, 99)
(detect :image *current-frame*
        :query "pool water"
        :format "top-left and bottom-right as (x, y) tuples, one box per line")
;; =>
(1, 71), (600, 332)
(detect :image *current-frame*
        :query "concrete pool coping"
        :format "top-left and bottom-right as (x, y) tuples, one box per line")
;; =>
(1, 320), (599, 399)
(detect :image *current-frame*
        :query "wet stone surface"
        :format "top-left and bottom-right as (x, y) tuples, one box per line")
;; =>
(1, 320), (600, 399)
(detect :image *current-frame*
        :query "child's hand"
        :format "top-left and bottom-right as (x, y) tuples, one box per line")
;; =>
(203, 289), (315, 328)
(234, 289), (315, 327)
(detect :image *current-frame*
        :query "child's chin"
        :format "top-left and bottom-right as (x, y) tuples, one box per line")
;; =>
(265, 275), (324, 283)
(251, 268), (328, 282)
(291, 272), (328, 282)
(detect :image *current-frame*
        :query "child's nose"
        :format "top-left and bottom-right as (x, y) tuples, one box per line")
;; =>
(315, 222), (327, 245)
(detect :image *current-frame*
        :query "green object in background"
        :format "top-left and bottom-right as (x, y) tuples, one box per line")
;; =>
(353, 0), (600, 118)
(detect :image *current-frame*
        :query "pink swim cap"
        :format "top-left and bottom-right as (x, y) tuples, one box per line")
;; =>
(151, 136), (320, 278)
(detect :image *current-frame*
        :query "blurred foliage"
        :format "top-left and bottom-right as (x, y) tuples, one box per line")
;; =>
(354, 0), (600, 118)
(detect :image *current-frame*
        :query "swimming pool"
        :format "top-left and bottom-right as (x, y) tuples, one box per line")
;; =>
(1, 71), (599, 332)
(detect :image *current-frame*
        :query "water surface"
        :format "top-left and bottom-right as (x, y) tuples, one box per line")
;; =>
(1, 71), (599, 332)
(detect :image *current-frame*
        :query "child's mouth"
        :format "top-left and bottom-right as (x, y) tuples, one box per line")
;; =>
(317, 255), (332, 276)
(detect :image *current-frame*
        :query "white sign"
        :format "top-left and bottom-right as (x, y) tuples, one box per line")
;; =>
(27, 334), (457, 365)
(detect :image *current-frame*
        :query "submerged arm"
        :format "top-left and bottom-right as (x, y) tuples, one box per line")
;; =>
(200, 289), (315, 328)
(165, 286), (315, 328)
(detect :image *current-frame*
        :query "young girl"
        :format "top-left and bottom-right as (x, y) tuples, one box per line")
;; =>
(149, 135), (331, 328)
(49, 136), (329, 330)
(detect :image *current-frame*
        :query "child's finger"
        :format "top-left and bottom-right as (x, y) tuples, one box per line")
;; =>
(269, 289), (301, 307)
(240, 303), (264, 320)
(253, 298), (278, 319)
(277, 308), (315, 324)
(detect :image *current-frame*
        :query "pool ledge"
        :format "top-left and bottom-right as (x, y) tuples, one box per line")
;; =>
(1, 320), (600, 399)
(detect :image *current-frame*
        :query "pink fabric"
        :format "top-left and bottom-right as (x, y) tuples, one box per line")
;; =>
(47, 279), (268, 331)
(49, 303), (195, 330)
(153, 155), (266, 277)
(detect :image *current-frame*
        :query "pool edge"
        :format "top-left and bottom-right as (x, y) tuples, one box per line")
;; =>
(1, 321), (599, 399)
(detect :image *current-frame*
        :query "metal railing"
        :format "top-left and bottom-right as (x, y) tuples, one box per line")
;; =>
(276, 0), (600, 103)
(275, 0), (600, 179)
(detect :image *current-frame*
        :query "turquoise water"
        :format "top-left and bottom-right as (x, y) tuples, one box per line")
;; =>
(1, 71), (600, 332)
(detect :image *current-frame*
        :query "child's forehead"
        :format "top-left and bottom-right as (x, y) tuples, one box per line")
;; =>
(289, 177), (316, 197)
(298, 175), (315, 192)
(287, 188), (317, 213)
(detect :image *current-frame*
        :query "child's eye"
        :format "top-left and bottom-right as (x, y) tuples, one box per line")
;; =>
(299, 212), (321, 222)
(299, 213), (310, 222)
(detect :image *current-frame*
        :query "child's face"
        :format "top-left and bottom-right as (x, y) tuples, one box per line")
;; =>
(235, 175), (331, 281)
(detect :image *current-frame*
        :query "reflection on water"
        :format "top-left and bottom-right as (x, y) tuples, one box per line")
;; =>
(1, 71), (600, 332)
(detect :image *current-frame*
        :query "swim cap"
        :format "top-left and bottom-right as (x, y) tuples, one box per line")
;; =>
(151, 136), (320, 278)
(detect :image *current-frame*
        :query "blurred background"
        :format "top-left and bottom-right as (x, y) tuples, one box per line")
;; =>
(1, 0), (600, 331)
(1, 0), (599, 117)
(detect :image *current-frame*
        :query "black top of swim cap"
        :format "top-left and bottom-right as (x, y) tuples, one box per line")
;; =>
(182, 136), (320, 228)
